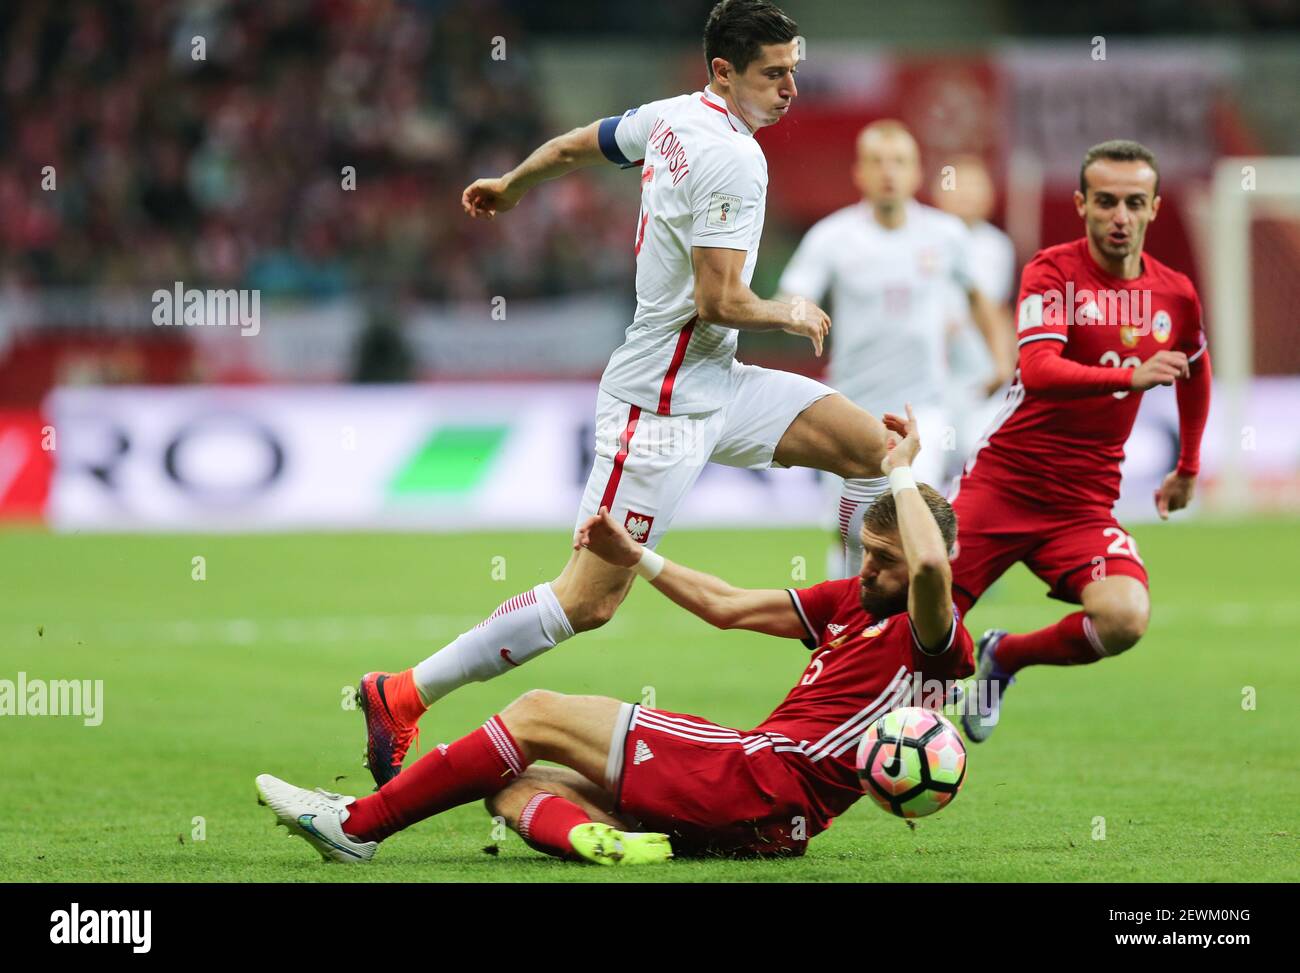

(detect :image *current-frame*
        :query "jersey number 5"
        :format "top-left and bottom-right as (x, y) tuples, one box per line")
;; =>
(801, 649), (831, 686)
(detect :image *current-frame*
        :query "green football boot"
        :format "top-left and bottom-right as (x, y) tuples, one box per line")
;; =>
(568, 823), (673, 866)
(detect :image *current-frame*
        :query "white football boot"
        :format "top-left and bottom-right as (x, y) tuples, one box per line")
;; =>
(256, 774), (378, 863)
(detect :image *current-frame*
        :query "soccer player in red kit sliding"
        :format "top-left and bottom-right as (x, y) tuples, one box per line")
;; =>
(256, 409), (973, 864)
(955, 140), (1212, 742)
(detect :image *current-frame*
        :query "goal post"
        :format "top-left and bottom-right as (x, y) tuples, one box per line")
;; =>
(1209, 156), (1300, 514)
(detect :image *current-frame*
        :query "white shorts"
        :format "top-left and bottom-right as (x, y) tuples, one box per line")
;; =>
(575, 363), (834, 549)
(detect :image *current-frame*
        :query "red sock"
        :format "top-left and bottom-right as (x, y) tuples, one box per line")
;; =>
(517, 792), (592, 859)
(343, 715), (525, 843)
(385, 668), (426, 726)
(996, 611), (1106, 675)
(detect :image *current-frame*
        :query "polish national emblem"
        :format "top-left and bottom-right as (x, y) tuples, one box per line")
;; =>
(624, 511), (654, 544)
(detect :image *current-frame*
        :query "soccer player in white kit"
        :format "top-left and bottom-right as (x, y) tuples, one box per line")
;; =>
(777, 121), (1015, 578)
(932, 155), (1017, 473)
(354, 1), (898, 788)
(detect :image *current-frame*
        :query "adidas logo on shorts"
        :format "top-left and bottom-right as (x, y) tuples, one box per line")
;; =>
(633, 739), (654, 765)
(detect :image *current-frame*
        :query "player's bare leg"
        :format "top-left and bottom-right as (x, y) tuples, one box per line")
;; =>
(269, 690), (670, 865)
(360, 547), (635, 787)
(551, 546), (637, 631)
(773, 391), (887, 477)
(774, 392), (891, 578)
(1080, 576), (1150, 655)
(499, 690), (625, 782)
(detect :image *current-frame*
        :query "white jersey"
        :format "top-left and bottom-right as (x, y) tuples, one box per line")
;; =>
(596, 88), (768, 416)
(945, 220), (1016, 390)
(778, 200), (974, 418)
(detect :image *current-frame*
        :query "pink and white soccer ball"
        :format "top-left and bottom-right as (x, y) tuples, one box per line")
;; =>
(855, 706), (967, 818)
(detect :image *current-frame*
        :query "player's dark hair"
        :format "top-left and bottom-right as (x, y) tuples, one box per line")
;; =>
(1080, 139), (1160, 196)
(862, 484), (958, 557)
(703, 0), (798, 79)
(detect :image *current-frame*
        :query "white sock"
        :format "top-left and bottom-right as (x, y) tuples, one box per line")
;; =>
(836, 476), (889, 579)
(413, 583), (574, 705)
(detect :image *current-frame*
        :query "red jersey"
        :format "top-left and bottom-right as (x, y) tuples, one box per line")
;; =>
(749, 578), (974, 831)
(964, 237), (1207, 508)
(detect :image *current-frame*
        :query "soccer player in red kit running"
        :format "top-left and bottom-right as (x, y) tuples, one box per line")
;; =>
(256, 409), (973, 864)
(954, 140), (1212, 742)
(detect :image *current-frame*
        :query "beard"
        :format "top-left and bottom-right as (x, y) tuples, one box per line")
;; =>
(859, 582), (908, 619)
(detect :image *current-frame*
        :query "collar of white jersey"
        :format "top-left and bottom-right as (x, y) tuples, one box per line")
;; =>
(698, 88), (754, 137)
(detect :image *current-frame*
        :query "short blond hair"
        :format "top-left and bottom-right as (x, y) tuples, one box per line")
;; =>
(861, 483), (957, 555)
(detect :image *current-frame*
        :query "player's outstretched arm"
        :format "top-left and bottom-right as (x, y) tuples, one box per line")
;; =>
(461, 120), (606, 219)
(574, 507), (806, 639)
(967, 287), (1016, 392)
(692, 246), (831, 356)
(881, 406), (954, 650)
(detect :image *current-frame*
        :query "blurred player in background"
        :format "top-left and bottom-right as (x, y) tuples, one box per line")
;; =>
(256, 408), (973, 864)
(932, 155), (1018, 476)
(354, 0), (902, 787)
(956, 140), (1212, 742)
(778, 121), (1015, 579)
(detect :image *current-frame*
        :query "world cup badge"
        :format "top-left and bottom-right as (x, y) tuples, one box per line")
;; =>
(1153, 309), (1172, 343)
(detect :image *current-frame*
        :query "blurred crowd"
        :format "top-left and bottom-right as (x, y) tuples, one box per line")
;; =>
(0, 0), (634, 301)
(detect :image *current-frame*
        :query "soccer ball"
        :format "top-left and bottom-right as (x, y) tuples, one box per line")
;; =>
(856, 706), (966, 818)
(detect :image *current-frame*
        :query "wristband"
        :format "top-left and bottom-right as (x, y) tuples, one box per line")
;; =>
(634, 547), (665, 581)
(888, 466), (917, 496)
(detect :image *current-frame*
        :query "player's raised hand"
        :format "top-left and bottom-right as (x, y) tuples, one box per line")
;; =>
(573, 506), (643, 567)
(1130, 350), (1190, 391)
(879, 403), (921, 474)
(1154, 470), (1196, 520)
(783, 297), (831, 357)
(461, 177), (523, 220)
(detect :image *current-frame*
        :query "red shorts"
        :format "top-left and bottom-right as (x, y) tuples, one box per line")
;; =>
(949, 475), (1149, 615)
(612, 706), (814, 857)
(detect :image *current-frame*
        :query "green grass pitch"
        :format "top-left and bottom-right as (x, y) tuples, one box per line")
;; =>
(1, 519), (1297, 883)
